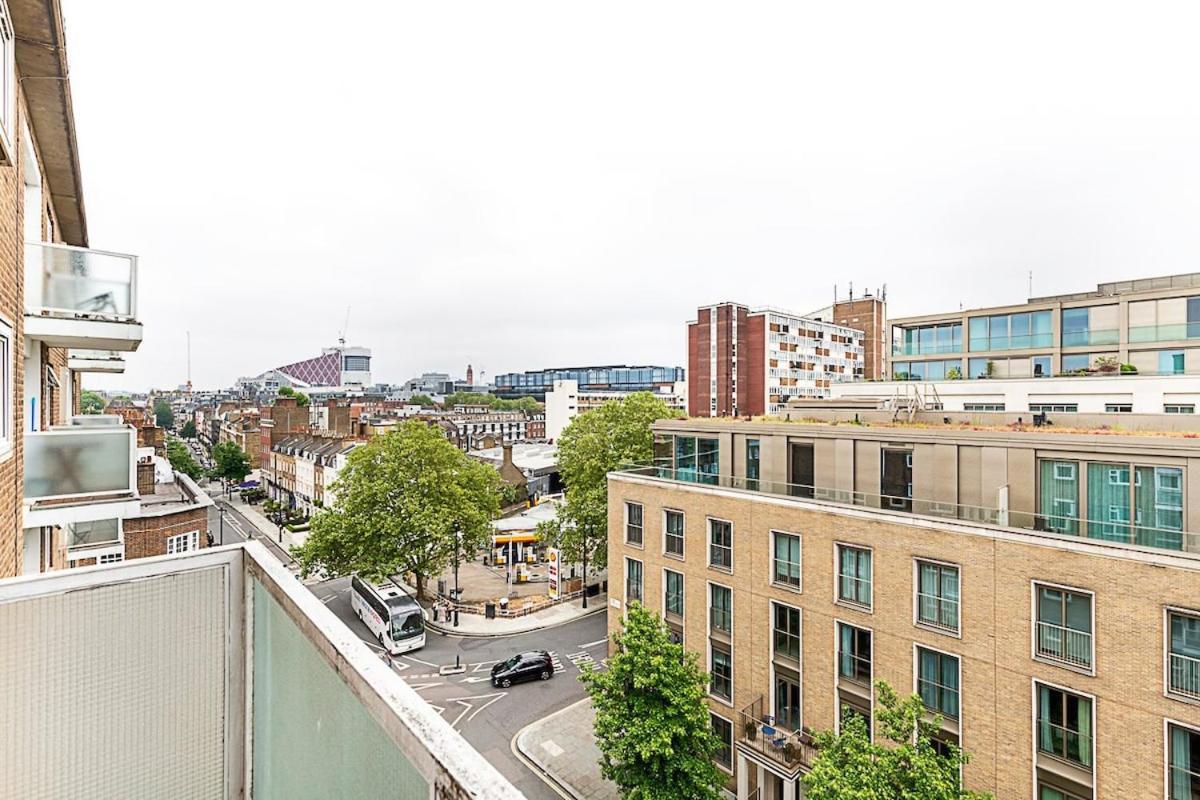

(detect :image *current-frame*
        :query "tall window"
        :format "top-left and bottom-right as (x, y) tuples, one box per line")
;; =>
(0, 318), (10, 459)
(625, 558), (643, 603)
(664, 570), (684, 618)
(837, 545), (872, 608)
(1086, 463), (1183, 549)
(1039, 460), (1079, 534)
(772, 531), (802, 589)
(708, 519), (732, 571)
(1035, 585), (1093, 670)
(745, 438), (760, 491)
(916, 561), (959, 633)
(916, 647), (959, 719)
(711, 714), (733, 770)
(1036, 684), (1092, 769)
(837, 623), (871, 685)
(664, 510), (685, 557)
(1169, 723), (1200, 799)
(710, 584), (732, 634)
(710, 647), (732, 701)
(625, 502), (643, 546)
(775, 674), (802, 732)
(671, 436), (720, 485)
(1169, 611), (1200, 701)
(773, 602), (801, 661)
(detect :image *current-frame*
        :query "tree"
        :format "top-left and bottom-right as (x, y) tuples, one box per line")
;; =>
(294, 390), (310, 407)
(408, 394), (436, 407)
(154, 399), (174, 429)
(211, 441), (252, 486)
(439, 391), (542, 413)
(277, 386), (295, 397)
(180, 420), (197, 439)
(165, 439), (201, 479)
(539, 392), (677, 571)
(79, 390), (105, 415)
(294, 419), (501, 598)
(581, 603), (725, 800)
(803, 681), (992, 800)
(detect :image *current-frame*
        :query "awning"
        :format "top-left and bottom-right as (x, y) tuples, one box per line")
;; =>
(492, 533), (538, 546)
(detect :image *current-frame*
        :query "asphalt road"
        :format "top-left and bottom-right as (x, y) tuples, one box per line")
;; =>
(313, 575), (607, 799)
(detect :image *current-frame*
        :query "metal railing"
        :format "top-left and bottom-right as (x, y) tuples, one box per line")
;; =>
(1061, 328), (1119, 347)
(738, 696), (818, 773)
(1129, 323), (1200, 343)
(710, 606), (732, 635)
(1037, 718), (1093, 768)
(1169, 652), (1200, 700)
(838, 652), (872, 686)
(1035, 621), (1093, 669)
(24, 426), (137, 502)
(837, 574), (872, 607)
(916, 592), (959, 632)
(25, 242), (138, 320)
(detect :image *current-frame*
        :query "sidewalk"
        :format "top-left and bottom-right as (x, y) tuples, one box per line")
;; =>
(426, 595), (607, 637)
(515, 699), (618, 800)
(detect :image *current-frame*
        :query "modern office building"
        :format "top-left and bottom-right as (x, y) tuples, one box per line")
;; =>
(236, 344), (372, 396)
(687, 302), (865, 418)
(889, 272), (1200, 381)
(544, 378), (688, 440)
(607, 413), (1200, 800)
(494, 364), (685, 402)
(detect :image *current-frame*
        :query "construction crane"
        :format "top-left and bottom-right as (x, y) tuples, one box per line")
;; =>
(338, 306), (351, 347)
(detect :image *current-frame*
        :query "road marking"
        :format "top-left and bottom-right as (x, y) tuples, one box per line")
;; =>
(471, 660), (499, 673)
(319, 594), (336, 604)
(578, 638), (608, 649)
(406, 682), (443, 692)
(404, 655), (442, 669)
(443, 692), (506, 728)
(547, 651), (566, 674)
(459, 675), (491, 684)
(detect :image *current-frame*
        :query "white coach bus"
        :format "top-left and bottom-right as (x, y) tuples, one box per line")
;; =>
(350, 575), (426, 655)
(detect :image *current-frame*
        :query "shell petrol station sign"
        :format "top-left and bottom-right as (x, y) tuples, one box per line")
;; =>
(547, 548), (560, 599)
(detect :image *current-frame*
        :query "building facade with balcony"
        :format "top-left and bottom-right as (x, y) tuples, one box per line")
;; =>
(889, 272), (1200, 382)
(607, 415), (1200, 799)
(494, 364), (685, 402)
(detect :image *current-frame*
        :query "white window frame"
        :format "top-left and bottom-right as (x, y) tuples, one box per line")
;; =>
(98, 552), (125, 565)
(1164, 717), (1200, 800)
(706, 580), (734, 707)
(624, 556), (643, 607)
(0, 314), (11, 461)
(711, 711), (734, 775)
(662, 567), (684, 622)
(912, 641), (962, 722)
(769, 600), (804, 734)
(1030, 580), (1096, 677)
(662, 508), (685, 560)
(912, 557), (962, 638)
(624, 501), (644, 549)
(771, 529), (803, 592)
(832, 616), (873, 740)
(166, 530), (199, 555)
(834, 542), (873, 613)
(1029, 678), (1097, 794)
(1164, 605), (1200, 705)
(706, 516), (733, 573)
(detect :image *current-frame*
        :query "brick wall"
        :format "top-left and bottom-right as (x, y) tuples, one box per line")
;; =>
(123, 507), (209, 560)
(688, 308), (709, 416)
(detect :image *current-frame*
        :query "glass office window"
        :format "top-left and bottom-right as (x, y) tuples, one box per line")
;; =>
(1033, 355), (1052, 377)
(1087, 463), (1131, 542)
(1039, 460), (1080, 534)
(1160, 350), (1186, 375)
(1062, 308), (1089, 347)
(1061, 353), (1091, 372)
(1135, 465), (1183, 549)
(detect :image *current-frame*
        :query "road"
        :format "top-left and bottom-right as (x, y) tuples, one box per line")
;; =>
(313, 575), (606, 799)
(206, 496), (299, 569)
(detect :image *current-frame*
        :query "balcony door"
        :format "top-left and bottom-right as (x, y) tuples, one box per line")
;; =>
(789, 443), (814, 498)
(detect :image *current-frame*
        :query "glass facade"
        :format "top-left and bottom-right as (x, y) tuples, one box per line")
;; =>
(1086, 463), (1183, 548)
(893, 323), (963, 356)
(1062, 305), (1119, 347)
(1129, 296), (1200, 343)
(494, 365), (684, 399)
(656, 435), (720, 485)
(891, 359), (963, 381)
(1039, 461), (1080, 534)
(968, 310), (1053, 351)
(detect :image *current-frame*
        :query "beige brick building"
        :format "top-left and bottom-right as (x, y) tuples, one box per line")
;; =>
(608, 415), (1200, 800)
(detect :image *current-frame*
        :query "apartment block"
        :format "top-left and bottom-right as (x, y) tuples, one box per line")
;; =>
(687, 302), (865, 418)
(607, 415), (1200, 799)
(544, 377), (688, 440)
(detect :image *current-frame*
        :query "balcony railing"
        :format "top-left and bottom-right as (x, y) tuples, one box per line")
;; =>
(617, 464), (1200, 556)
(1061, 328), (1119, 347)
(24, 425), (137, 502)
(1035, 621), (1093, 670)
(1129, 323), (1200, 343)
(0, 543), (522, 799)
(25, 242), (137, 320)
(1037, 718), (1093, 769)
(1170, 652), (1200, 700)
(738, 696), (818, 774)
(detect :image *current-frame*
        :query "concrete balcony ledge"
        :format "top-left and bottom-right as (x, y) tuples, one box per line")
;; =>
(67, 348), (127, 373)
(23, 242), (142, 351)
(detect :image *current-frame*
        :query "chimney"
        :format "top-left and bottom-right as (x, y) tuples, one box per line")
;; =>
(502, 442), (514, 468)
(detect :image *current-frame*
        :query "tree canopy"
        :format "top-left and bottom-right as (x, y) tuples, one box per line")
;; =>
(211, 441), (253, 485)
(79, 390), (105, 415)
(408, 394), (436, 407)
(180, 419), (197, 439)
(539, 392), (677, 569)
(803, 681), (992, 800)
(294, 420), (501, 597)
(441, 391), (541, 413)
(165, 438), (201, 479)
(153, 399), (174, 429)
(277, 386), (310, 406)
(581, 603), (725, 800)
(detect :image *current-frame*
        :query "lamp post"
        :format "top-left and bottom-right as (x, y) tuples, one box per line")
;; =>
(581, 527), (588, 610)
(453, 529), (462, 628)
(218, 504), (225, 545)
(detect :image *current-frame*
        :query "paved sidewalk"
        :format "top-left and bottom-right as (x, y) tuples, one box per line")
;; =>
(515, 698), (618, 800)
(427, 595), (608, 637)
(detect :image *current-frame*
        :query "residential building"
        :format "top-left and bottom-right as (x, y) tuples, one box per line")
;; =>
(447, 410), (533, 448)
(804, 290), (889, 381)
(687, 302), (865, 418)
(4, 2), (145, 578)
(103, 455), (213, 563)
(608, 413), (1200, 799)
(545, 378), (687, 440)
(494, 364), (685, 402)
(889, 271), (1200, 382)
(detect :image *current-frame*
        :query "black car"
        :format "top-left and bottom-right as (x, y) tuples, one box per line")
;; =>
(491, 650), (554, 688)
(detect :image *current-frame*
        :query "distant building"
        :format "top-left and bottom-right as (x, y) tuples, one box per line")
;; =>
(687, 302), (865, 417)
(470, 443), (561, 498)
(804, 290), (888, 382)
(494, 365), (685, 402)
(545, 379), (687, 440)
(237, 344), (372, 396)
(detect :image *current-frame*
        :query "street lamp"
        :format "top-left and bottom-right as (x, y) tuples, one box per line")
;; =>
(453, 529), (462, 628)
(217, 504), (225, 545)
(581, 527), (588, 610)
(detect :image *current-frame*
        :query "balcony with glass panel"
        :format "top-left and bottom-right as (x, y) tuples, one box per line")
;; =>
(22, 424), (141, 529)
(968, 311), (1054, 352)
(22, 242), (143, 351)
(67, 348), (126, 373)
(1061, 306), (1119, 349)
(0, 542), (522, 800)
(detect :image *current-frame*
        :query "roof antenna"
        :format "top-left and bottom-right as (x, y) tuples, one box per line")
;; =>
(1029, 270), (1033, 298)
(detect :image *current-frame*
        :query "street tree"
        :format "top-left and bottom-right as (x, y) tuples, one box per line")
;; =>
(79, 389), (105, 415)
(211, 441), (252, 487)
(294, 419), (501, 598)
(803, 681), (992, 800)
(165, 439), (201, 479)
(539, 392), (677, 571)
(153, 399), (174, 429)
(581, 602), (725, 800)
(180, 420), (197, 439)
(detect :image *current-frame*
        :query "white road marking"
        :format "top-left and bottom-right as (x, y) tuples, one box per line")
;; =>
(547, 651), (566, 673)
(459, 676), (491, 684)
(578, 638), (608, 649)
(319, 594), (336, 604)
(406, 682), (443, 692)
(404, 655), (442, 669)
(472, 660), (499, 673)
(443, 692), (507, 727)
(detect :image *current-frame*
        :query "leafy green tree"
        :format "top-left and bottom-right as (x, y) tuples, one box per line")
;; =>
(154, 399), (174, 429)
(211, 441), (252, 486)
(294, 419), (501, 598)
(79, 389), (105, 415)
(180, 420), (197, 439)
(803, 681), (992, 800)
(277, 386), (295, 397)
(539, 392), (676, 571)
(440, 391), (542, 412)
(165, 439), (201, 479)
(408, 394), (436, 407)
(581, 603), (725, 800)
(294, 390), (310, 407)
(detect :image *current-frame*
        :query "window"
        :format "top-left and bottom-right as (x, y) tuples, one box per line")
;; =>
(746, 438), (760, 491)
(624, 502), (643, 546)
(1087, 462), (1184, 549)
(775, 674), (802, 732)
(917, 647), (959, 718)
(963, 402), (1005, 412)
(1060, 353), (1092, 373)
(166, 531), (198, 554)
(1036, 684), (1092, 769)
(772, 531), (802, 590)
(1039, 785), (1089, 800)
(881, 449), (912, 511)
(1035, 584), (1093, 671)
(837, 623), (871, 685)
(916, 561), (959, 633)
(1166, 404), (1196, 415)
(1169, 611), (1200, 701)
(0, 317), (10, 459)
(98, 552), (124, 565)
(1030, 403), (1079, 413)
(837, 545), (872, 609)
(710, 647), (732, 701)
(1160, 350), (1187, 375)
(1039, 460), (1080, 534)
(772, 602), (801, 661)
(671, 435), (720, 484)
(1104, 403), (1132, 413)
(664, 510), (684, 558)
(711, 714), (733, 770)
(1032, 355), (1052, 378)
(664, 569), (684, 618)
(710, 583), (732, 635)
(1169, 722), (1200, 799)
(968, 310), (1052, 351)
(708, 518), (732, 571)
(625, 558), (643, 603)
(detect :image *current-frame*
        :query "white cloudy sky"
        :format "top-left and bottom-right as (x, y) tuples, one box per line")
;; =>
(62, 1), (1200, 391)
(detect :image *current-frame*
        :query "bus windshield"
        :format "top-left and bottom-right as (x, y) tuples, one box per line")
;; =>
(392, 612), (424, 641)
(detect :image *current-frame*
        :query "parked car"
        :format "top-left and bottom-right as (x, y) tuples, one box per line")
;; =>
(491, 651), (554, 688)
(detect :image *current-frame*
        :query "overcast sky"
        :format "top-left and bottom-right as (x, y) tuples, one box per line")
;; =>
(62, 1), (1200, 391)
